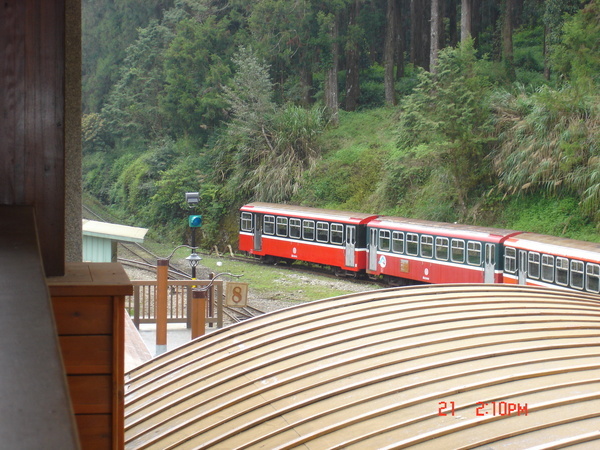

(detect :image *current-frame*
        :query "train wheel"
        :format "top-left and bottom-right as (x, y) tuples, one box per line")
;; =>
(384, 275), (407, 287)
(261, 255), (276, 265)
(275, 258), (294, 266)
(333, 267), (345, 277)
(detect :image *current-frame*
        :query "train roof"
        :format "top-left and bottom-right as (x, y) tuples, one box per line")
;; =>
(241, 202), (379, 223)
(507, 232), (600, 261)
(124, 284), (600, 449)
(370, 216), (521, 241)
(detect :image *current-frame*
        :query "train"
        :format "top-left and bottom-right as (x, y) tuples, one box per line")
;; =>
(238, 202), (600, 295)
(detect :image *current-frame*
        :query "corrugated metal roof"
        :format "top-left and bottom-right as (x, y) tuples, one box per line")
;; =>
(124, 284), (600, 449)
(82, 219), (147, 242)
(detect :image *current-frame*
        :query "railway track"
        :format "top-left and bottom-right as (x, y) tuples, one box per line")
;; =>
(118, 242), (193, 279)
(223, 305), (265, 323)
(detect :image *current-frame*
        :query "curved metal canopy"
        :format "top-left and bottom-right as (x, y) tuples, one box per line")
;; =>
(125, 284), (600, 449)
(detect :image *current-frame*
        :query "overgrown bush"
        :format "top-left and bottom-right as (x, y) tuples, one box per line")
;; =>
(217, 47), (327, 204)
(379, 40), (495, 218)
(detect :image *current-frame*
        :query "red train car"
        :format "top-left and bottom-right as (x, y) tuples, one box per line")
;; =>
(365, 216), (521, 285)
(239, 203), (378, 274)
(503, 232), (600, 294)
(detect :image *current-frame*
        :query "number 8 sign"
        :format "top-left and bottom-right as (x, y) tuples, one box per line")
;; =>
(226, 282), (248, 307)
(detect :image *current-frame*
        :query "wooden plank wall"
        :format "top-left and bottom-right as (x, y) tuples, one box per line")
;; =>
(0, 0), (66, 276)
(49, 263), (133, 449)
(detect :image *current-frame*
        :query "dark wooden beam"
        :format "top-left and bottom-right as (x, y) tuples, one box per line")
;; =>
(1, 0), (66, 276)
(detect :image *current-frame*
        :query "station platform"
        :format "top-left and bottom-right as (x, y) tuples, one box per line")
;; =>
(124, 312), (218, 372)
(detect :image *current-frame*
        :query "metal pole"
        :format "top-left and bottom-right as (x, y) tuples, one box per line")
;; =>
(191, 288), (206, 339)
(156, 258), (168, 355)
(191, 228), (196, 280)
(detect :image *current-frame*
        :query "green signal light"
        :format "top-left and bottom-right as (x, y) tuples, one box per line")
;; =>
(189, 215), (202, 227)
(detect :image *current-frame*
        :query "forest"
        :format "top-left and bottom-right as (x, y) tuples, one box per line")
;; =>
(82, 0), (600, 247)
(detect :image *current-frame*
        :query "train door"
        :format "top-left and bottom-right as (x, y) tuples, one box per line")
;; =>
(368, 228), (378, 272)
(518, 250), (527, 284)
(253, 214), (263, 252)
(345, 225), (356, 268)
(484, 243), (495, 283)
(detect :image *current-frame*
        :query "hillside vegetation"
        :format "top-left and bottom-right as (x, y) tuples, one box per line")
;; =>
(82, 0), (600, 247)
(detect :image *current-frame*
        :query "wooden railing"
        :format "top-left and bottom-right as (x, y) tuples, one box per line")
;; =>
(126, 280), (224, 329)
(0, 206), (79, 449)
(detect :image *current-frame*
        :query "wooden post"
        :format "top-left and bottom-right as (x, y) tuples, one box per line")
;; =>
(156, 259), (168, 355)
(191, 289), (207, 339)
(208, 272), (215, 326)
(133, 284), (140, 329)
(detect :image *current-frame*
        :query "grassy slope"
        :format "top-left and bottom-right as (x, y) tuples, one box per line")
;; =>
(295, 108), (397, 213)
(298, 108), (600, 243)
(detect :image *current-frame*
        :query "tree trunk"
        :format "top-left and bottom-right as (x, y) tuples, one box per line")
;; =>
(299, 60), (314, 107)
(411, 0), (431, 70)
(447, 0), (459, 48)
(395, 0), (405, 79)
(543, 24), (551, 80)
(430, 0), (443, 73)
(384, 0), (397, 105)
(324, 13), (340, 125)
(345, 0), (361, 111)
(461, 0), (472, 41)
(502, 0), (515, 80)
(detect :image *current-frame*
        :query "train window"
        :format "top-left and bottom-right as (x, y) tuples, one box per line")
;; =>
(263, 215), (275, 235)
(586, 263), (600, 293)
(406, 233), (419, 256)
(303, 220), (315, 241)
(435, 237), (449, 261)
(241, 212), (253, 232)
(392, 231), (404, 253)
(276, 217), (288, 237)
(467, 241), (482, 266)
(316, 222), (329, 243)
(451, 239), (465, 263)
(421, 235), (434, 258)
(331, 223), (344, 245)
(379, 230), (391, 252)
(528, 252), (540, 279)
(541, 254), (554, 282)
(570, 260), (584, 290)
(289, 218), (301, 239)
(556, 257), (569, 286)
(504, 247), (517, 273)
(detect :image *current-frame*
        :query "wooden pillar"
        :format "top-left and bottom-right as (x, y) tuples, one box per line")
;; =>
(156, 259), (168, 355)
(191, 289), (207, 339)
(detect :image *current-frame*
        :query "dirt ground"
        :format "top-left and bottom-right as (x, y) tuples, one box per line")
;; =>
(122, 259), (378, 315)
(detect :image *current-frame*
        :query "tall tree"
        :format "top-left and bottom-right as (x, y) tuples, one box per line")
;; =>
(320, 10), (341, 125)
(161, 16), (233, 141)
(543, 0), (581, 80)
(395, 0), (406, 79)
(411, 0), (431, 69)
(384, 0), (398, 105)
(345, 0), (362, 111)
(461, 0), (472, 41)
(430, 0), (443, 72)
(248, 0), (317, 104)
(82, 0), (174, 113)
(100, 19), (173, 146)
(501, 0), (516, 80)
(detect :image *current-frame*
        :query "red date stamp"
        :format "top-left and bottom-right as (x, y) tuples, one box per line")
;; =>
(438, 401), (528, 417)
